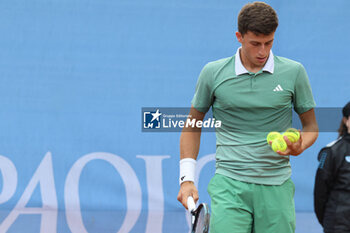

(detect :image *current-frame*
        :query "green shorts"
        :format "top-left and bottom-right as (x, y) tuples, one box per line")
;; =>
(208, 174), (295, 233)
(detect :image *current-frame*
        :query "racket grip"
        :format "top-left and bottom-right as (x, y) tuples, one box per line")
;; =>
(187, 196), (196, 213)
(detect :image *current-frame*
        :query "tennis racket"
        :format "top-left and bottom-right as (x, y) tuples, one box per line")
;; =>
(187, 196), (210, 233)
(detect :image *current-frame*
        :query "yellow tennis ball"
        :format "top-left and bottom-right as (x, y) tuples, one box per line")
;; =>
(266, 131), (282, 144)
(283, 128), (300, 143)
(283, 132), (298, 143)
(271, 137), (287, 152)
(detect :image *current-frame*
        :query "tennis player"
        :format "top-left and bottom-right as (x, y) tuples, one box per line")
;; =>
(177, 2), (319, 233)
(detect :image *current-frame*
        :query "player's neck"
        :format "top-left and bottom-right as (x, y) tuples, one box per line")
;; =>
(239, 50), (266, 73)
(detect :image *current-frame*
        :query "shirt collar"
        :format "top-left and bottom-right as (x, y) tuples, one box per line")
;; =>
(234, 47), (274, 75)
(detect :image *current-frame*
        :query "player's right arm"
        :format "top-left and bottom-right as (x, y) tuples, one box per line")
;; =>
(177, 105), (206, 209)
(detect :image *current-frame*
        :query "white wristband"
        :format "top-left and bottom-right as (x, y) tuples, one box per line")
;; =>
(179, 158), (196, 185)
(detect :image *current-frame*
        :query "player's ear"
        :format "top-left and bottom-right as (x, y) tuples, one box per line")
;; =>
(236, 31), (243, 43)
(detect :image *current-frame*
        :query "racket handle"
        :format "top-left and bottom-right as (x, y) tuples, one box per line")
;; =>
(187, 196), (196, 213)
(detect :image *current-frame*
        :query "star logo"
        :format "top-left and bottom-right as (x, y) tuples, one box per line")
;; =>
(143, 109), (162, 129)
(151, 109), (162, 122)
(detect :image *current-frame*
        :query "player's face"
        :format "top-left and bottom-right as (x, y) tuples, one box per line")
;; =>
(236, 31), (275, 71)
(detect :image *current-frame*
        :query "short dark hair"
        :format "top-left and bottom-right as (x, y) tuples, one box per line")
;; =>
(338, 101), (350, 138)
(238, 2), (278, 36)
(342, 101), (350, 118)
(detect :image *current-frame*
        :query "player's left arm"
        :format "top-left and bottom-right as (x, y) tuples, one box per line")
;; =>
(279, 108), (319, 156)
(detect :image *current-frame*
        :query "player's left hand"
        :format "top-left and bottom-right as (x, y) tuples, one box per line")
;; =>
(277, 130), (304, 156)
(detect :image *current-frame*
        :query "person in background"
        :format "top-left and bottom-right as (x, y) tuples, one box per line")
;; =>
(314, 101), (350, 233)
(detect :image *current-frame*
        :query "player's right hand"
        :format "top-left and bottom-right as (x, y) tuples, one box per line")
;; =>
(177, 181), (198, 210)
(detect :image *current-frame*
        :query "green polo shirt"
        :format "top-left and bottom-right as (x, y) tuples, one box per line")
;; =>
(192, 50), (315, 185)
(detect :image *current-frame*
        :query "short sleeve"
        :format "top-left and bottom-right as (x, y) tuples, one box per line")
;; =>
(191, 64), (214, 113)
(293, 64), (316, 114)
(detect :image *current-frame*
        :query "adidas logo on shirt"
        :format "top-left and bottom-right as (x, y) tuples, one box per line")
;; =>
(273, 85), (283, 92)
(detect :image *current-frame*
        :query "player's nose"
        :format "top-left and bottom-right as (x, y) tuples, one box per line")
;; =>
(258, 45), (267, 56)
